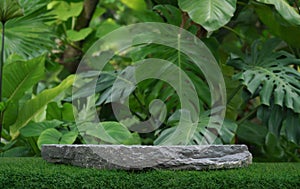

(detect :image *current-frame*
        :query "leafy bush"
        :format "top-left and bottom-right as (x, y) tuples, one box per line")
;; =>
(0, 0), (299, 162)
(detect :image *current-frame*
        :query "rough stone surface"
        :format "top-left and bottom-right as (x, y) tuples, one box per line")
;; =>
(41, 145), (252, 170)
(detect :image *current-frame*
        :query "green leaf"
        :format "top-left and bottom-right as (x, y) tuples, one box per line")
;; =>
(283, 111), (300, 145)
(256, 0), (300, 25)
(228, 39), (300, 113)
(46, 102), (61, 121)
(257, 104), (284, 137)
(3, 56), (45, 129)
(153, 5), (182, 26)
(66, 28), (93, 42)
(3, 55), (45, 102)
(122, 132), (141, 145)
(1, 0), (54, 60)
(61, 103), (76, 122)
(155, 110), (236, 145)
(20, 120), (63, 137)
(46, 102), (75, 122)
(237, 121), (268, 146)
(219, 119), (238, 144)
(47, 1), (83, 21)
(101, 122), (134, 143)
(121, 0), (147, 11)
(0, 146), (30, 157)
(178, 0), (237, 32)
(263, 132), (284, 159)
(253, 2), (300, 47)
(37, 128), (78, 149)
(10, 75), (75, 139)
(0, 0), (24, 23)
(95, 19), (120, 39)
(78, 121), (139, 144)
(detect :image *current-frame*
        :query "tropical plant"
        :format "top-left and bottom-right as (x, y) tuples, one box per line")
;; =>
(229, 39), (300, 161)
(0, 0), (75, 156)
(0, 0), (299, 161)
(0, 0), (24, 143)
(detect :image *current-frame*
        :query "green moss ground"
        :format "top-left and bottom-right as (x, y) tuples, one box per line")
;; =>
(0, 158), (299, 188)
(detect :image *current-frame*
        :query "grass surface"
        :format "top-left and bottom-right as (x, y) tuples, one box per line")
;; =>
(0, 158), (299, 189)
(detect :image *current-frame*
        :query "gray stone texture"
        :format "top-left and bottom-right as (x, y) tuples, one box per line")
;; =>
(41, 145), (252, 170)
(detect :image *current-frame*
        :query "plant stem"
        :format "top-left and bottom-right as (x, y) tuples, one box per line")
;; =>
(0, 22), (5, 143)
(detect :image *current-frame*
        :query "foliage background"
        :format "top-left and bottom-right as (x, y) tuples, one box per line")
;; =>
(0, 0), (299, 162)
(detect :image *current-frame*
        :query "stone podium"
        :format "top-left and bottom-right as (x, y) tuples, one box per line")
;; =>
(42, 145), (252, 170)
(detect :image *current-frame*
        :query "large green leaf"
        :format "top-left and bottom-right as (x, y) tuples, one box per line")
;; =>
(178, 0), (237, 32)
(257, 103), (300, 146)
(47, 1), (83, 21)
(256, 0), (300, 25)
(257, 104), (284, 137)
(78, 121), (140, 145)
(0, 0), (24, 22)
(10, 75), (75, 139)
(1, 0), (54, 60)
(3, 56), (45, 129)
(253, 2), (300, 47)
(3, 55), (45, 102)
(37, 128), (78, 149)
(20, 120), (63, 137)
(228, 39), (300, 113)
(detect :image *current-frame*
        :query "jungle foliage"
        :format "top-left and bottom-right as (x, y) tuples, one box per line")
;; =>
(0, 0), (299, 162)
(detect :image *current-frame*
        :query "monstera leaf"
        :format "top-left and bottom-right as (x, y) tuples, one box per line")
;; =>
(228, 39), (300, 113)
(178, 0), (237, 32)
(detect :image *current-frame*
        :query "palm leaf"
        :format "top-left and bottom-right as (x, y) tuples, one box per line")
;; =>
(0, 0), (24, 22)
(0, 0), (54, 60)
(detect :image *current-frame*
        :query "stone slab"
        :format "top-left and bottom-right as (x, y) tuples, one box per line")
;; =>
(41, 145), (252, 170)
